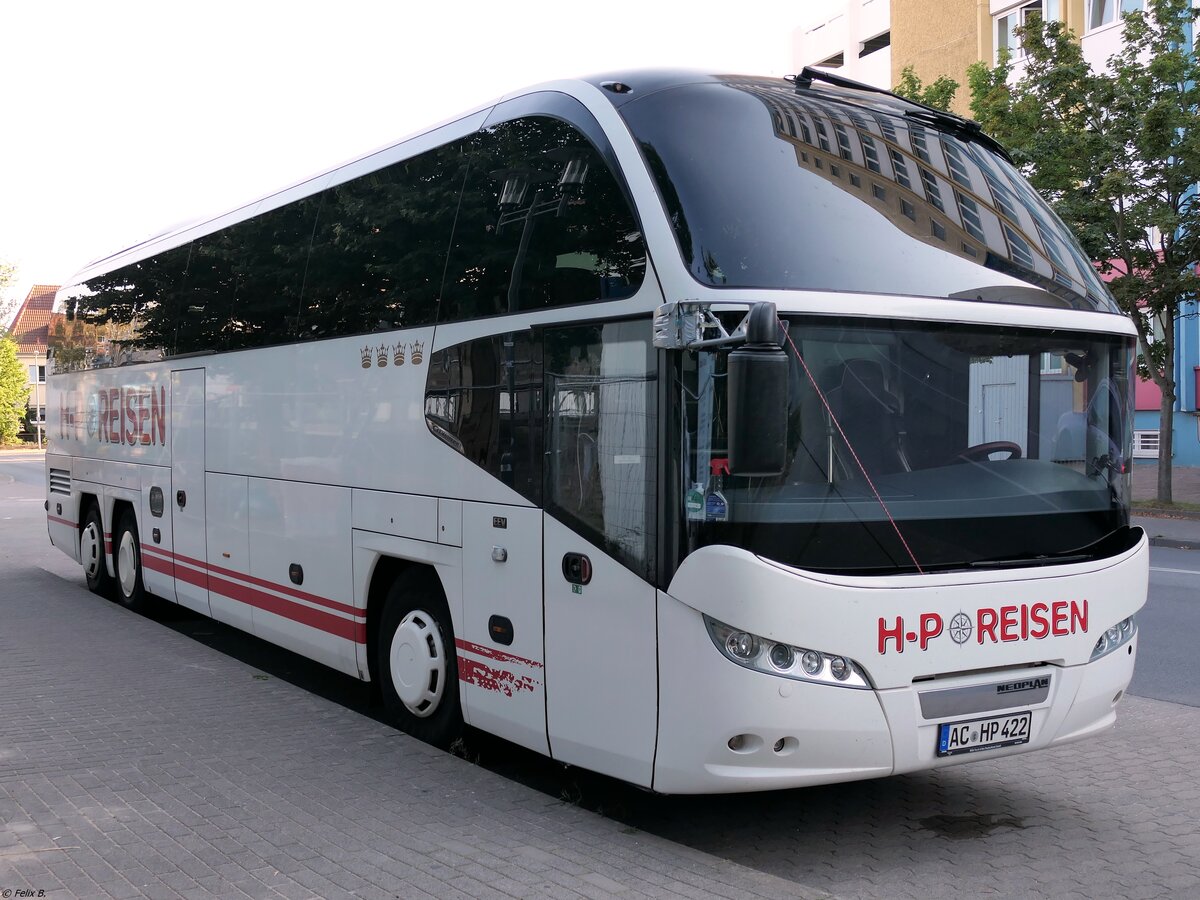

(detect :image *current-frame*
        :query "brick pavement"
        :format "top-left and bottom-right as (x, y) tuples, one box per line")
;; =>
(4, 453), (1200, 899)
(615, 694), (1200, 898)
(0, 564), (825, 900)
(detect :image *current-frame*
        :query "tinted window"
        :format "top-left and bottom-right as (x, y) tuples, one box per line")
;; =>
(305, 142), (468, 338)
(63, 244), (192, 367)
(424, 330), (543, 504)
(544, 320), (657, 580)
(227, 197), (322, 349)
(440, 115), (645, 322)
(619, 79), (1118, 314)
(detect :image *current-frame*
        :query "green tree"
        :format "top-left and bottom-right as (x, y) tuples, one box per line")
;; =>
(893, 65), (959, 112)
(966, 0), (1200, 503)
(0, 259), (16, 330)
(0, 334), (30, 443)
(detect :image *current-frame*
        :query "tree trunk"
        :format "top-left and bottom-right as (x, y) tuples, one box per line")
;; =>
(1157, 381), (1174, 504)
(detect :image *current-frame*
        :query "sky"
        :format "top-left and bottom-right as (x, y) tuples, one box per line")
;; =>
(0, 0), (801, 319)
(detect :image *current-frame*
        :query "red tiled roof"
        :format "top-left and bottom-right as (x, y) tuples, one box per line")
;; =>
(8, 284), (59, 354)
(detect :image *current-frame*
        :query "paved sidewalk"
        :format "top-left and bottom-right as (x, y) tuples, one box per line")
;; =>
(1132, 462), (1200, 549)
(0, 566), (824, 900)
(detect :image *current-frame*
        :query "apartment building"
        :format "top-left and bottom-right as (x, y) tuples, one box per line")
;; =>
(794, 2), (1134, 117)
(795, 0), (1196, 467)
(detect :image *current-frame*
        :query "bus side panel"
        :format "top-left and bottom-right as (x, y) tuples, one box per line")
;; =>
(170, 368), (210, 617)
(543, 515), (657, 788)
(205, 472), (254, 633)
(200, 332), (520, 504)
(458, 502), (548, 756)
(138, 465), (174, 601)
(248, 478), (359, 678)
(46, 452), (80, 563)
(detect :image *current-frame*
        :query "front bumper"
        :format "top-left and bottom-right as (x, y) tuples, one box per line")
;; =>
(652, 590), (1138, 794)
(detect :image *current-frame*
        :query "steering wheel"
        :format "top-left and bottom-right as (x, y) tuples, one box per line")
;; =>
(944, 441), (1023, 465)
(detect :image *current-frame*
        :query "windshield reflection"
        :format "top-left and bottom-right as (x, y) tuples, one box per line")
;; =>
(674, 316), (1134, 575)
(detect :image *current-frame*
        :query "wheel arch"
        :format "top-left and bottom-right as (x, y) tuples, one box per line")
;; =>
(365, 555), (451, 683)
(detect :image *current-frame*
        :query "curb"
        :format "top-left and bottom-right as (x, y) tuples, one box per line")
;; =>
(1147, 536), (1200, 551)
(1135, 507), (1200, 521)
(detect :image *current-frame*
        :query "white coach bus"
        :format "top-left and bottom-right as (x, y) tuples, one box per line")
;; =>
(45, 70), (1146, 793)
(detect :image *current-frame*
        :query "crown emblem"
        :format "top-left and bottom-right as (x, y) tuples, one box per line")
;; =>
(411, 340), (425, 365)
(360, 346), (372, 368)
(376, 344), (389, 367)
(393, 342), (406, 366)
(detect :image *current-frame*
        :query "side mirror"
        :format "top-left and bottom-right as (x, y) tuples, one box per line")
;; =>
(727, 302), (789, 476)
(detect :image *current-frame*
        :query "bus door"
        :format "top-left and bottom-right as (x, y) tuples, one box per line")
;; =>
(170, 369), (210, 616)
(460, 503), (547, 755)
(541, 321), (659, 789)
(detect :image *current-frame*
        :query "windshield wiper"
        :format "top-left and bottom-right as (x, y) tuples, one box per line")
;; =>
(787, 66), (1014, 163)
(969, 551), (1090, 569)
(967, 526), (1135, 570)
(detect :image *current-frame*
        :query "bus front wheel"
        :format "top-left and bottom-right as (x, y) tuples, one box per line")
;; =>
(81, 505), (113, 597)
(377, 570), (463, 749)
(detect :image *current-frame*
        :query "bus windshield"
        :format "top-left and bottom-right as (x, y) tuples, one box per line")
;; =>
(673, 316), (1135, 575)
(618, 78), (1118, 314)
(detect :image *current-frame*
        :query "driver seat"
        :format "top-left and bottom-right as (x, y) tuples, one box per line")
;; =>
(824, 358), (911, 479)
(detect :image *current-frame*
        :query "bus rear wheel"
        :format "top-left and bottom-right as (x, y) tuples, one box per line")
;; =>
(81, 505), (113, 597)
(113, 509), (150, 613)
(377, 570), (463, 749)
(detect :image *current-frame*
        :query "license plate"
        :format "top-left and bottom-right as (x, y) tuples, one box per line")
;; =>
(937, 711), (1032, 757)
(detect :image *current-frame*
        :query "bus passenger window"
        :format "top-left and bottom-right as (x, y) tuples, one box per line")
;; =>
(543, 320), (656, 580)
(440, 115), (645, 322)
(424, 331), (544, 505)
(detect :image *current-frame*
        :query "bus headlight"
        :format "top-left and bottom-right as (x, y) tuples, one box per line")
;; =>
(704, 616), (872, 689)
(1090, 615), (1136, 661)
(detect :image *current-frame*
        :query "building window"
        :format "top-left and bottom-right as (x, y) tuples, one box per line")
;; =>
(942, 141), (973, 189)
(28, 364), (46, 383)
(817, 52), (845, 68)
(958, 192), (988, 242)
(920, 168), (945, 212)
(1040, 352), (1065, 374)
(1133, 430), (1159, 459)
(910, 128), (932, 164)
(1004, 223), (1036, 267)
(860, 31), (890, 58)
(862, 135), (882, 173)
(996, 1), (1062, 62)
(1090, 0), (1142, 31)
(834, 123), (854, 160)
(891, 149), (912, 189)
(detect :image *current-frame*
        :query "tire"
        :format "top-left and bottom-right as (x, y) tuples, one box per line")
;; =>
(376, 569), (463, 749)
(80, 505), (114, 597)
(113, 509), (150, 612)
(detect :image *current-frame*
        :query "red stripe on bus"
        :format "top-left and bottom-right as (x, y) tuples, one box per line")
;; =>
(141, 553), (175, 577)
(206, 573), (360, 642)
(47, 515), (78, 529)
(165, 548), (362, 619)
(139, 545), (364, 644)
(455, 638), (543, 670)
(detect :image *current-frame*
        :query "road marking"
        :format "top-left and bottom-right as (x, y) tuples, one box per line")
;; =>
(1150, 566), (1200, 575)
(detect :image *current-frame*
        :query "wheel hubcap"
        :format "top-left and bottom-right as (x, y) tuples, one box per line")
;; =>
(389, 611), (445, 717)
(81, 522), (102, 580)
(117, 530), (138, 597)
